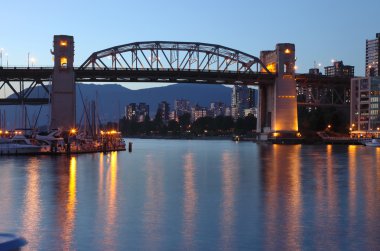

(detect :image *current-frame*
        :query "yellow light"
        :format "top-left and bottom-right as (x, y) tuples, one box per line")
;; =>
(0, 130), (2, 134)
(327, 125), (331, 129)
(70, 129), (77, 134)
(273, 132), (280, 137)
(60, 57), (68, 67)
(266, 63), (276, 73)
(377, 127), (380, 131)
(60, 40), (68, 47)
(285, 49), (291, 54)
(297, 132), (302, 137)
(5, 131), (9, 134)
(349, 128), (352, 131)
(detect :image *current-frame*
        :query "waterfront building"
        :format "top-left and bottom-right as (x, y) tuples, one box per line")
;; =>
(248, 88), (258, 108)
(125, 103), (137, 121)
(174, 99), (191, 114)
(125, 103), (149, 122)
(191, 105), (208, 122)
(350, 77), (380, 137)
(225, 107), (232, 117)
(366, 33), (380, 77)
(210, 102), (225, 117)
(157, 101), (170, 123)
(325, 61), (354, 77)
(169, 110), (176, 121)
(137, 103), (149, 122)
(309, 68), (321, 75)
(173, 99), (191, 120)
(244, 108), (257, 117)
(231, 85), (252, 120)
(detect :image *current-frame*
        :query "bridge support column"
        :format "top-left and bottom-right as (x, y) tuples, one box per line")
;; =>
(259, 43), (299, 140)
(50, 35), (76, 130)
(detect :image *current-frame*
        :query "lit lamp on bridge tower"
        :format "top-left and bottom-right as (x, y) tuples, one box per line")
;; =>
(50, 35), (76, 131)
(258, 43), (299, 141)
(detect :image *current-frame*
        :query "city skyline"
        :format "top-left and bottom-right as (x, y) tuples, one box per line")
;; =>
(0, 1), (379, 90)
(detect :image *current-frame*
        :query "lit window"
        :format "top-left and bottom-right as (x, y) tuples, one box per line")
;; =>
(60, 57), (68, 68)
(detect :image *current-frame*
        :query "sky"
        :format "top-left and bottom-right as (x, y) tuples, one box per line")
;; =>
(0, 0), (379, 89)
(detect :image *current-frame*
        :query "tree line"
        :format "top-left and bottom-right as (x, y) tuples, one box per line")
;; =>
(118, 112), (257, 137)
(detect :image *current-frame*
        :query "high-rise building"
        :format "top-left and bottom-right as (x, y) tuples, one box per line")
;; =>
(210, 102), (225, 117)
(244, 108), (257, 117)
(137, 103), (149, 122)
(248, 88), (258, 108)
(324, 61), (354, 77)
(157, 101), (170, 123)
(231, 85), (253, 120)
(366, 33), (380, 77)
(191, 104), (208, 122)
(125, 103), (137, 121)
(125, 102), (149, 122)
(350, 77), (380, 137)
(225, 107), (232, 117)
(173, 99), (191, 120)
(174, 99), (191, 113)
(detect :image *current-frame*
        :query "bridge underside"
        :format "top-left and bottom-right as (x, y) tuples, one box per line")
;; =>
(296, 74), (351, 107)
(75, 69), (274, 84)
(0, 67), (275, 106)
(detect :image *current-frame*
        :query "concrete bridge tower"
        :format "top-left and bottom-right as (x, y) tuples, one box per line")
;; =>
(258, 43), (298, 138)
(50, 35), (76, 130)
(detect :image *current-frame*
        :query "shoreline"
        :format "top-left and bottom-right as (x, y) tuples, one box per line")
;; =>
(124, 135), (365, 145)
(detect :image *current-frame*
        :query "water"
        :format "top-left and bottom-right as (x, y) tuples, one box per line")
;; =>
(0, 139), (379, 250)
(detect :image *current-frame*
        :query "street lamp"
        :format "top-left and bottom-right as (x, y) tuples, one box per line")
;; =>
(30, 57), (36, 67)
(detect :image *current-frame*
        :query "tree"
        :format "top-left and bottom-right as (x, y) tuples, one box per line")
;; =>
(179, 113), (191, 132)
(167, 120), (180, 134)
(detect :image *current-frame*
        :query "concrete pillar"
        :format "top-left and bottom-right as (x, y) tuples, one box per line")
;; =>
(50, 35), (76, 130)
(259, 43), (298, 134)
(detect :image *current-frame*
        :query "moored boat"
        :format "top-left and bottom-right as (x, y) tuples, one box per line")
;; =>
(0, 135), (49, 155)
(364, 138), (380, 147)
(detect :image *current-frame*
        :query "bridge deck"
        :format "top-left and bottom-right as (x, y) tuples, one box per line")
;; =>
(0, 67), (351, 106)
(0, 67), (275, 85)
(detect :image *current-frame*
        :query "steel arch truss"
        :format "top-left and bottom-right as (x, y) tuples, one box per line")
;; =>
(80, 41), (271, 74)
(296, 75), (351, 107)
(0, 78), (50, 105)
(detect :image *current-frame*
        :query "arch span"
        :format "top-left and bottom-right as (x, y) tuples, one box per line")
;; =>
(79, 41), (271, 75)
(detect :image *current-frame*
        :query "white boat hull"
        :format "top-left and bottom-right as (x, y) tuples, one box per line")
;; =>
(364, 139), (380, 147)
(0, 144), (44, 155)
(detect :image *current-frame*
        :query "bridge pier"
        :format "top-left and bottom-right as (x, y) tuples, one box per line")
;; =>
(258, 43), (299, 140)
(50, 35), (76, 130)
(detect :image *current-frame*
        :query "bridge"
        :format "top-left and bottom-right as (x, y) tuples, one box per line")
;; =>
(0, 35), (350, 138)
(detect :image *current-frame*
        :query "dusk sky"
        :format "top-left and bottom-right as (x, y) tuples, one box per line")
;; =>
(1, 0), (379, 89)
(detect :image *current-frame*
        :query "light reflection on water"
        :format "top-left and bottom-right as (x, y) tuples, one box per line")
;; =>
(143, 153), (165, 250)
(220, 151), (237, 251)
(262, 144), (302, 251)
(182, 152), (197, 250)
(104, 152), (118, 249)
(21, 158), (42, 251)
(0, 139), (379, 250)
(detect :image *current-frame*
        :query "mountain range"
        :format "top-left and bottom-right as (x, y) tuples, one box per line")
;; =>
(1, 83), (233, 128)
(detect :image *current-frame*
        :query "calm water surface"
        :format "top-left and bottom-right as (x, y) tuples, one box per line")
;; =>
(0, 139), (380, 250)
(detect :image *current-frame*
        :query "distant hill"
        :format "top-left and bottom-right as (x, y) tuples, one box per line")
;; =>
(77, 83), (232, 121)
(2, 83), (232, 128)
